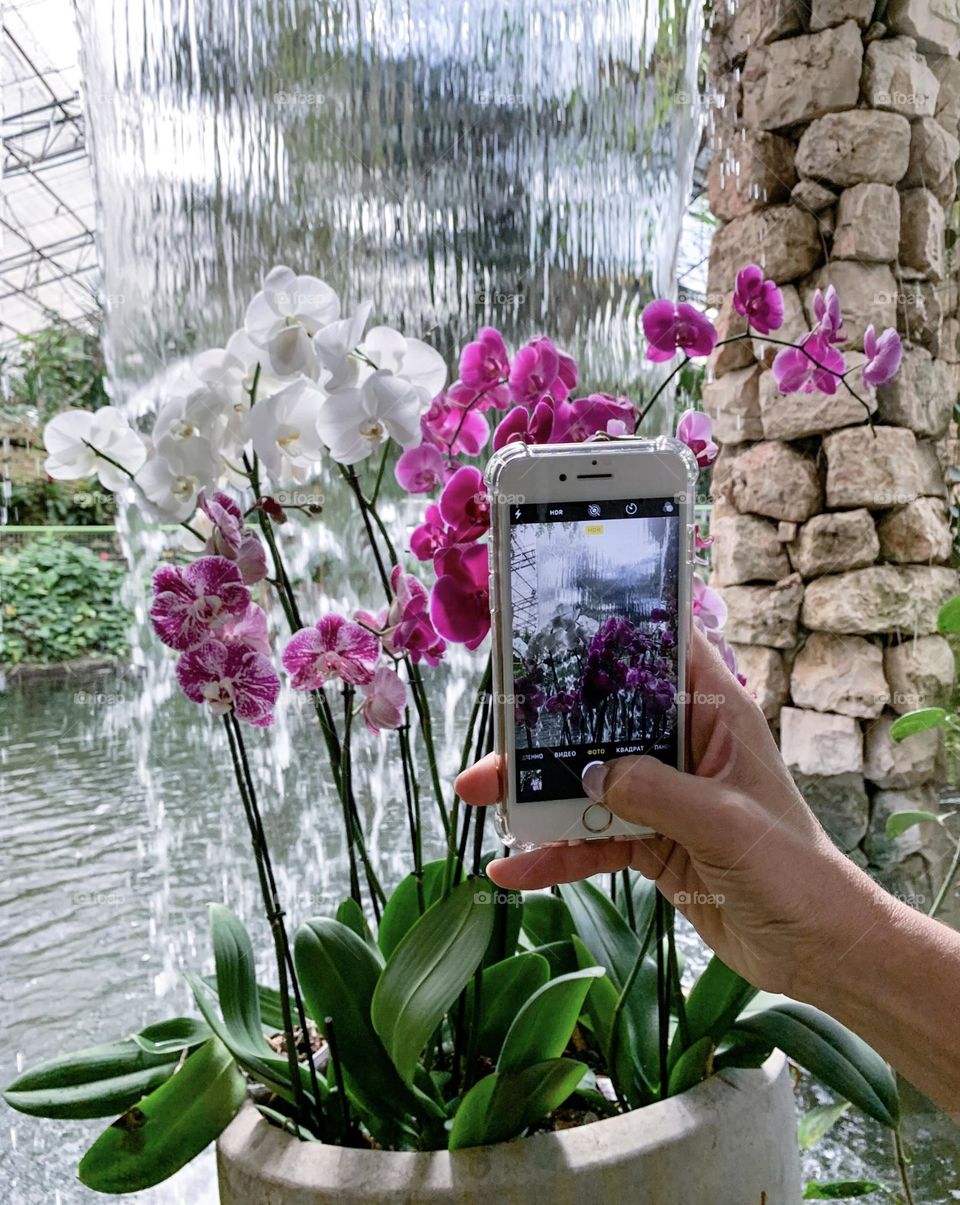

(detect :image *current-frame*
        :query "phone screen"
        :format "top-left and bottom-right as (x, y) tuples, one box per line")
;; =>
(509, 496), (681, 803)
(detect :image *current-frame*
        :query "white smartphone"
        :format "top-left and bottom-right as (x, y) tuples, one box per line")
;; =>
(485, 436), (697, 850)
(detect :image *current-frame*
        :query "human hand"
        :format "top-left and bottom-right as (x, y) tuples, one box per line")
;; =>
(456, 627), (884, 996)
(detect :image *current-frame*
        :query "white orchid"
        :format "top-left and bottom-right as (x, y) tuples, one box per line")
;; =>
(358, 325), (447, 403)
(312, 301), (373, 391)
(245, 378), (327, 482)
(244, 265), (340, 378)
(316, 370), (423, 465)
(43, 407), (147, 489)
(135, 434), (220, 521)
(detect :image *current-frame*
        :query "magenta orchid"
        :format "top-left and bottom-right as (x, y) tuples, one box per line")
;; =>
(459, 327), (509, 392)
(862, 325), (903, 389)
(150, 556), (251, 651)
(641, 300), (718, 362)
(692, 575), (727, 643)
(395, 443), (447, 494)
(282, 614), (380, 689)
(176, 639), (280, 726)
(676, 409), (718, 468)
(812, 285), (845, 344)
(732, 265), (784, 335)
(772, 332), (846, 395)
(438, 465), (490, 540)
(493, 399), (556, 450)
(508, 336), (577, 405)
(360, 566), (447, 666)
(359, 666), (407, 733)
(421, 396), (490, 457)
(430, 543), (491, 650)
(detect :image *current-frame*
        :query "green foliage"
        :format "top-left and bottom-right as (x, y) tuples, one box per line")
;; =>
(6, 478), (116, 526)
(798, 1101), (851, 1150)
(803, 1182), (884, 1200)
(889, 709), (947, 741)
(0, 536), (130, 664)
(0, 318), (108, 428)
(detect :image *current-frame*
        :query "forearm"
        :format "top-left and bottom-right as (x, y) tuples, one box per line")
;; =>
(795, 862), (960, 1117)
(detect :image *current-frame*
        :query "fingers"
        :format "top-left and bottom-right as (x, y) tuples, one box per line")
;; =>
(593, 753), (734, 855)
(454, 753), (502, 806)
(486, 840), (633, 889)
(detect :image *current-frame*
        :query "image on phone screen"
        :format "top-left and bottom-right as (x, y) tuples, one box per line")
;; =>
(509, 497), (680, 803)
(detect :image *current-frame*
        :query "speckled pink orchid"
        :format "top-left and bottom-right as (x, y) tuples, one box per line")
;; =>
(282, 614), (380, 689)
(198, 491), (268, 584)
(221, 602), (272, 656)
(430, 543), (491, 649)
(360, 666), (407, 733)
(150, 556), (251, 651)
(176, 639), (280, 726)
(641, 300), (717, 362)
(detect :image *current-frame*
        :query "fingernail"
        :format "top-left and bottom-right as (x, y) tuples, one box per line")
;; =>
(582, 762), (608, 802)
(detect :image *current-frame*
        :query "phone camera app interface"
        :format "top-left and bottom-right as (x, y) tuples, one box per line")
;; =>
(509, 498), (680, 803)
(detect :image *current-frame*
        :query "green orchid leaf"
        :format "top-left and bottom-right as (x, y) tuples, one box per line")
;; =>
(497, 967), (605, 1074)
(937, 595), (960, 633)
(294, 917), (417, 1132)
(734, 1001), (899, 1128)
(521, 892), (574, 947)
(667, 1035), (713, 1096)
(526, 939), (578, 978)
(462, 952), (550, 1062)
(889, 709), (947, 741)
(884, 809), (942, 838)
(377, 860), (447, 958)
(798, 1101), (851, 1149)
(77, 1038), (245, 1193)
(448, 1058), (587, 1150)
(336, 897), (380, 956)
(669, 955), (756, 1070)
(372, 879), (494, 1084)
(802, 1181), (883, 1199)
(132, 1017), (212, 1056)
(560, 880), (640, 990)
(3, 1039), (181, 1120)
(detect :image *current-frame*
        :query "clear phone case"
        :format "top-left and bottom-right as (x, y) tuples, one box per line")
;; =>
(484, 436), (699, 851)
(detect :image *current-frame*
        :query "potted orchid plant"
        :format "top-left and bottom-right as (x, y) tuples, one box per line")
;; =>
(5, 263), (905, 1201)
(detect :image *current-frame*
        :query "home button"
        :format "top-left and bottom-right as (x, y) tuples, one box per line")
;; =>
(582, 802), (613, 833)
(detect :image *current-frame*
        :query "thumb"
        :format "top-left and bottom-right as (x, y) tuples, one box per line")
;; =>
(584, 755), (736, 857)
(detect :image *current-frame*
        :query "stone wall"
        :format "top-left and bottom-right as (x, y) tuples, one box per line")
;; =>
(704, 0), (960, 899)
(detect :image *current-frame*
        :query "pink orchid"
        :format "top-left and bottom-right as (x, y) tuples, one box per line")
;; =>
(198, 491), (268, 585)
(676, 409), (718, 468)
(221, 602), (272, 656)
(812, 285), (845, 344)
(447, 378), (509, 412)
(150, 556), (251, 652)
(409, 503), (458, 562)
(459, 328), (509, 391)
(176, 639), (280, 727)
(692, 575), (727, 643)
(492, 399), (556, 450)
(383, 566), (446, 665)
(508, 336), (577, 405)
(715, 635), (747, 687)
(439, 465), (490, 541)
(360, 666), (407, 733)
(421, 395), (490, 456)
(862, 325), (903, 389)
(282, 614), (380, 689)
(732, 265), (784, 335)
(772, 332), (845, 395)
(693, 523), (714, 566)
(642, 300), (717, 362)
(430, 543), (491, 649)
(395, 443), (447, 494)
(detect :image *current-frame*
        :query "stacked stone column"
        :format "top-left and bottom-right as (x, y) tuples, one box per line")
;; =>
(703, 0), (960, 895)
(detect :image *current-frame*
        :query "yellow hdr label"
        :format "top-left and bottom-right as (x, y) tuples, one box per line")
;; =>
(583, 523), (604, 536)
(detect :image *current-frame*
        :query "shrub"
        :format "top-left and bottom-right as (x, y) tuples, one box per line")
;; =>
(0, 537), (130, 665)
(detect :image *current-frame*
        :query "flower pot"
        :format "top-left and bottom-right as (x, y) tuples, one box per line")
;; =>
(217, 1050), (801, 1204)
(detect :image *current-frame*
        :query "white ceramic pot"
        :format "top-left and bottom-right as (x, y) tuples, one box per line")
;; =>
(217, 1050), (801, 1204)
